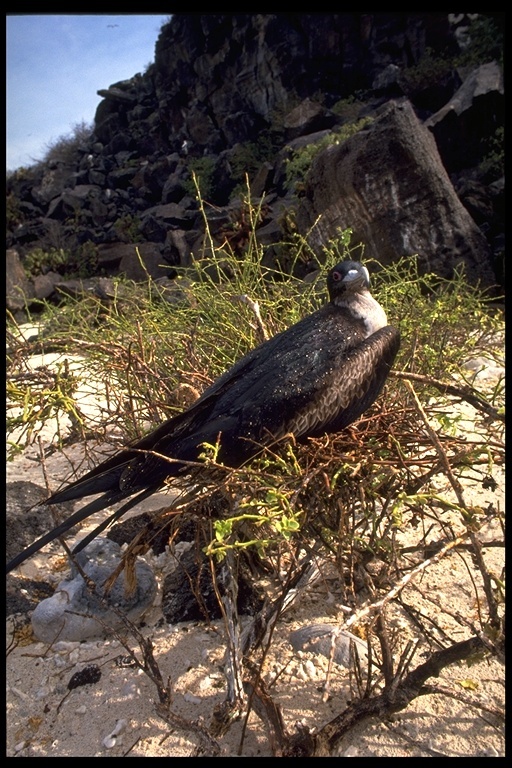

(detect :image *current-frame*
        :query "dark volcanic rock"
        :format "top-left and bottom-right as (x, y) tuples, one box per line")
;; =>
(6, 481), (75, 565)
(298, 99), (496, 286)
(283, 98), (340, 141)
(6, 249), (34, 311)
(6, 576), (55, 617)
(118, 241), (170, 281)
(425, 61), (504, 172)
(5, 13), (504, 308)
(162, 545), (263, 623)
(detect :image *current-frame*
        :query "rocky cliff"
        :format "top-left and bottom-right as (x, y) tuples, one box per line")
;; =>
(6, 12), (504, 314)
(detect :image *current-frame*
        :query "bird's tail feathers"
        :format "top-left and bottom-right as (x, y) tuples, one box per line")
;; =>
(46, 464), (129, 505)
(70, 485), (161, 556)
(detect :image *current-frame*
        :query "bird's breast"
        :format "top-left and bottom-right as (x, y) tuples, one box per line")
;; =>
(334, 292), (388, 337)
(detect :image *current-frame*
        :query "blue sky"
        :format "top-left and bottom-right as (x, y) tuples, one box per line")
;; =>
(6, 14), (170, 171)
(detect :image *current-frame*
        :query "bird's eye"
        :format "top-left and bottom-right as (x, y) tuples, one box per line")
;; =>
(332, 271), (342, 281)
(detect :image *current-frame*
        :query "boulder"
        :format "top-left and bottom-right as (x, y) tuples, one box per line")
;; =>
(161, 544), (262, 623)
(32, 271), (63, 300)
(298, 99), (496, 287)
(32, 164), (75, 205)
(284, 98), (339, 141)
(6, 249), (34, 311)
(163, 229), (193, 267)
(118, 241), (171, 281)
(31, 538), (157, 643)
(5, 481), (72, 565)
(5, 13), (504, 310)
(425, 61), (504, 172)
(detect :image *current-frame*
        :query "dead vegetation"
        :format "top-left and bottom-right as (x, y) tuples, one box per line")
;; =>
(93, 368), (503, 756)
(6, 201), (505, 755)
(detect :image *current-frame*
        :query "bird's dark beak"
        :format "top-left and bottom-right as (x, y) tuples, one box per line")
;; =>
(343, 266), (370, 288)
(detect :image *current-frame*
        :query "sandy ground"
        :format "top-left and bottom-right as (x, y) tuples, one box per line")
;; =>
(6, 338), (505, 757)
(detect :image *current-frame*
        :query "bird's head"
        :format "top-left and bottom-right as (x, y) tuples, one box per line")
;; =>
(327, 261), (371, 303)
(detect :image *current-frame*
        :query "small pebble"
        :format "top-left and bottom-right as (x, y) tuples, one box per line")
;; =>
(183, 691), (202, 704)
(10, 686), (30, 702)
(303, 659), (317, 680)
(102, 718), (127, 749)
(120, 681), (141, 699)
(54, 641), (80, 653)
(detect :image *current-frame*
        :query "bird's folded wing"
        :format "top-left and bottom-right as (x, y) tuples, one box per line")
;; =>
(280, 325), (400, 438)
(44, 347), (264, 504)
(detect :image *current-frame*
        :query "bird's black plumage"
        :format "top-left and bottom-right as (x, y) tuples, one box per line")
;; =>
(6, 261), (400, 573)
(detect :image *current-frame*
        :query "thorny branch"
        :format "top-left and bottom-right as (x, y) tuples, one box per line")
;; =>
(392, 370), (504, 423)
(7, 353), (504, 756)
(404, 379), (501, 629)
(283, 635), (499, 757)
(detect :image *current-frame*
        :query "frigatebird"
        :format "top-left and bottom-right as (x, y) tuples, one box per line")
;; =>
(6, 261), (400, 573)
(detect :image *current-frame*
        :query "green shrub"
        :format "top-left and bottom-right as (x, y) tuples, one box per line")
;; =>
(400, 46), (457, 94)
(42, 120), (93, 167)
(9, 191), (503, 459)
(330, 95), (367, 121)
(401, 15), (503, 94)
(284, 118), (373, 194)
(229, 128), (285, 188)
(72, 241), (100, 278)
(455, 15), (504, 68)
(23, 242), (99, 280)
(6, 193), (23, 230)
(23, 247), (69, 276)
(183, 156), (218, 200)
(113, 214), (142, 243)
(479, 126), (504, 180)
